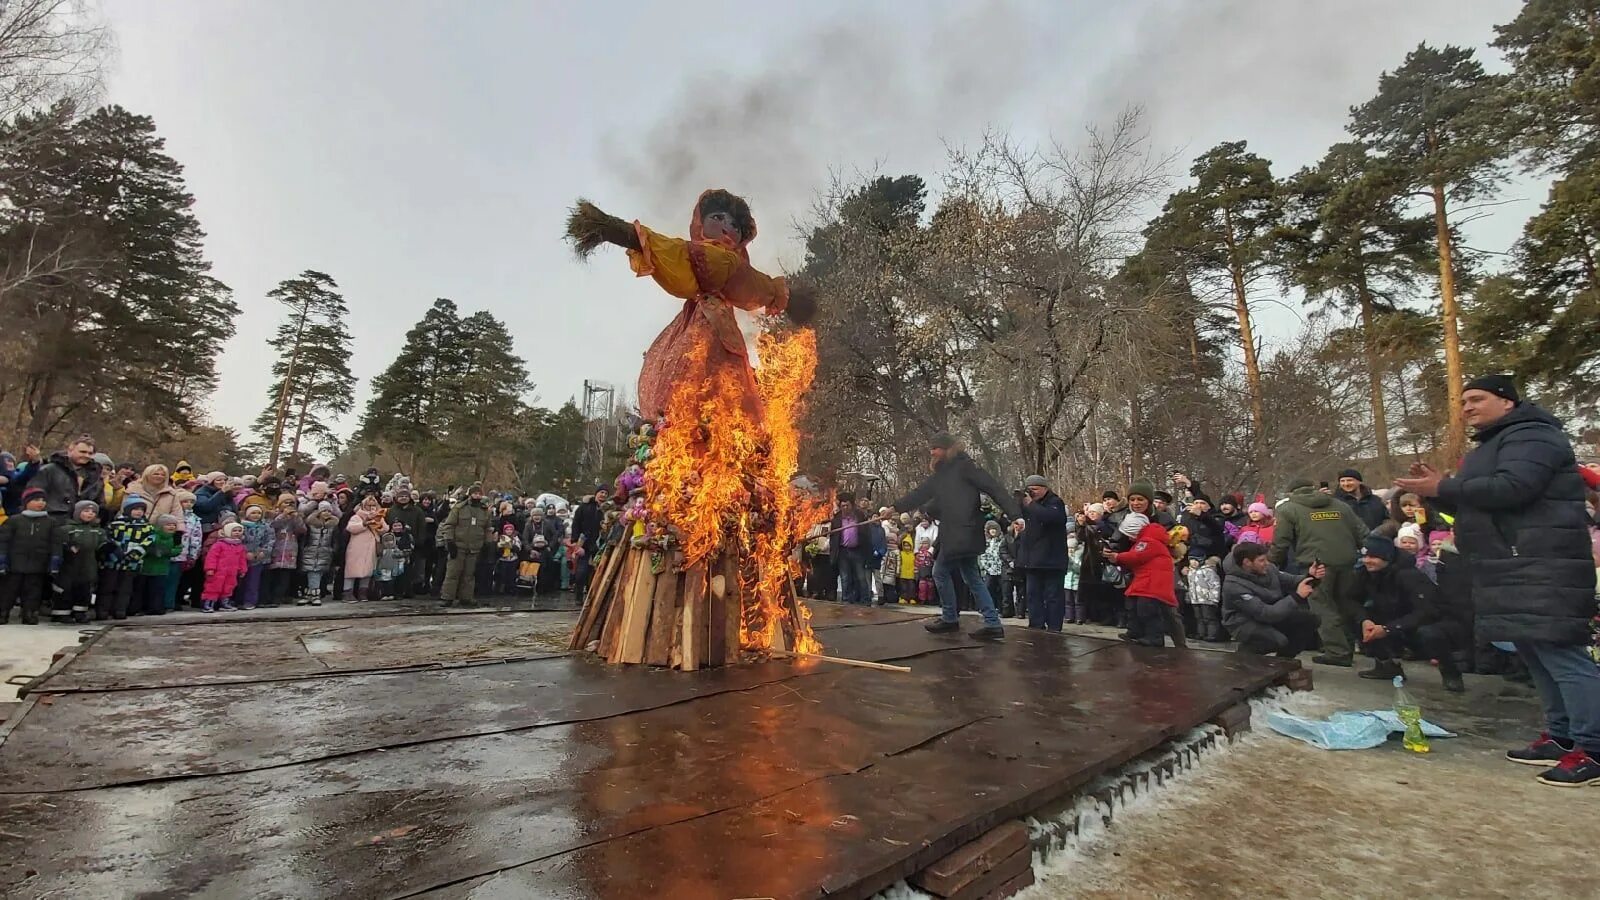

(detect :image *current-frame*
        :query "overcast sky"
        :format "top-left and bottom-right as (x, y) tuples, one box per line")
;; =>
(101, 0), (1529, 449)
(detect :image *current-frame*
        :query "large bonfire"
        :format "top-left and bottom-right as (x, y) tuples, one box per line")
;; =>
(565, 189), (825, 669)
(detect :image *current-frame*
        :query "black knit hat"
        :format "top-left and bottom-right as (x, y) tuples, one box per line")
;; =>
(1464, 374), (1520, 404)
(1363, 533), (1398, 563)
(928, 432), (958, 449)
(1153, 490), (1173, 504)
(1338, 468), (1363, 482)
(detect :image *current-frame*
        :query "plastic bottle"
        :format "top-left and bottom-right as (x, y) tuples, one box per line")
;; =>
(1393, 675), (1429, 753)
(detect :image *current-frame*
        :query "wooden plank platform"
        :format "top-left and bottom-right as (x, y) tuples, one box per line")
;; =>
(0, 603), (1296, 899)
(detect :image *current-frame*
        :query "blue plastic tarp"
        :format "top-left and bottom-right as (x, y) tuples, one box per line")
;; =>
(1266, 710), (1455, 751)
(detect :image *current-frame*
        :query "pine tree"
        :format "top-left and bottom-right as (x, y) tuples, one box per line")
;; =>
(1147, 141), (1279, 456)
(0, 103), (237, 443)
(356, 301), (532, 484)
(442, 310), (533, 480)
(356, 298), (468, 477)
(253, 270), (354, 467)
(1279, 142), (1435, 474)
(1467, 163), (1600, 415)
(1350, 44), (1508, 460)
(1492, 0), (1600, 171)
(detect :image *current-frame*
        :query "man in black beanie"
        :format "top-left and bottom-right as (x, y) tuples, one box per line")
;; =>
(1396, 374), (1600, 787)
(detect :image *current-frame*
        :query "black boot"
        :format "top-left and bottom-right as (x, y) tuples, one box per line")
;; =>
(1312, 654), (1353, 667)
(1359, 659), (1404, 680)
(969, 624), (1005, 640)
(923, 618), (960, 634)
(1441, 671), (1465, 693)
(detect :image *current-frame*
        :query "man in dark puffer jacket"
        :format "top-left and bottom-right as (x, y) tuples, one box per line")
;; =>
(1397, 375), (1599, 788)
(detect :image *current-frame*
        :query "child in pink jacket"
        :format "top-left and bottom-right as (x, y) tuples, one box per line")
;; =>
(202, 521), (250, 613)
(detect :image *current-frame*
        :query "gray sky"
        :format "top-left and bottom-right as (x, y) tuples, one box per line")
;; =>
(101, 0), (1530, 450)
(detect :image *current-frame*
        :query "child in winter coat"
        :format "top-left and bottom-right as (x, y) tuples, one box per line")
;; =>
(59, 500), (104, 623)
(203, 522), (250, 612)
(493, 524), (522, 596)
(1063, 533), (1084, 625)
(173, 490), (203, 609)
(0, 487), (64, 624)
(979, 521), (1006, 613)
(136, 515), (180, 616)
(236, 505), (272, 610)
(914, 538), (935, 605)
(1186, 556), (1224, 642)
(1396, 522), (1435, 582)
(1236, 502), (1275, 547)
(1103, 512), (1179, 648)
(102, 495), (154, 620)
(898, 531), (917, 604)
(297, 501), (339, 606)
(265, 495), (306, 607)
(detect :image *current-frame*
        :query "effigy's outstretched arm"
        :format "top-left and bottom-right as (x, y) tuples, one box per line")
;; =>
(565, 199), (640, 258)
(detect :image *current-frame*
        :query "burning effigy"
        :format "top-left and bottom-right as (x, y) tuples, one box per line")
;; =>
(563, 190), (825, 669)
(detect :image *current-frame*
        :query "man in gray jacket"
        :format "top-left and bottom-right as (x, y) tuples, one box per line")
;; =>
(1222, 542), (1321, 657)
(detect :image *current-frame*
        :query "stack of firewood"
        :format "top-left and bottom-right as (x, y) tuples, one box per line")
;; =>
(567, 543), (806, 670)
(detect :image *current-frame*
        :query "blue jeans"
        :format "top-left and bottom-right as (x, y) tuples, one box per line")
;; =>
(1517, 641), (1600, 752)
(932, 553), (1001, 627)
(837, 547), (872, 605)
(1025, 570), (1064, 631)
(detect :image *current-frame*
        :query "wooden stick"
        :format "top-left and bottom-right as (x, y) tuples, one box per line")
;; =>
(773, 650), (910, 673)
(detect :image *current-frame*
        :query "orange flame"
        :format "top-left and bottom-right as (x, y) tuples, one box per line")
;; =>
(644, 328), (824, 657)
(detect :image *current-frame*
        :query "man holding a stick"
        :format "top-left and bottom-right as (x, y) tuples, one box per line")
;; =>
(890, 433), (1023, 639)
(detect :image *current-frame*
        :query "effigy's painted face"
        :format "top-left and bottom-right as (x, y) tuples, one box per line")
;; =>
(701, 210), (741, 245)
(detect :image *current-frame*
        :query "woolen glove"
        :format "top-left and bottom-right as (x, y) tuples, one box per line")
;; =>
(447, 541), (458, 559)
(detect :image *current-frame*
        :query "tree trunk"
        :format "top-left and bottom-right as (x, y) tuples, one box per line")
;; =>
(289, 374), (316, 460)
(1128, 390), (1143, 481)
(1357, 282), (1392, 479)
(267, 305), (311, 470)
(1431, 180), (1465, 463)
(1220, 210), (1266, 451)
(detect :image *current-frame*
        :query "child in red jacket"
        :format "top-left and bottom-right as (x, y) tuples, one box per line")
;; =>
(202, 521), (250, 613)
(1105, 512), (1179, 647)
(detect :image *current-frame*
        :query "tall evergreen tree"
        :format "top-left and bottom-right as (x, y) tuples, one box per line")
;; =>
(1350, 44), (1508, 459)
(356, 298), (467, 477)
(0, 103), (236, 443)
(356, 300), (532, 483)
(1147, 141), (1279, 454)
(253, 270), (354, 467)
(1493, 0), (1600, 171)
(1468, 166), (1600, 416)
(1279, 142), (1435, 474)
(443, 310), (534, 479)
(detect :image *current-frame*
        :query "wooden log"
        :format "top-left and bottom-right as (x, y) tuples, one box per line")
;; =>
(616, 552), (657, 664)
(773, 650), (910, 673)
(723, 554), (744, 664)
(947, 846), (1032, 900)
(910, 820), (1029, 898)
(570, 545), (623, 650)
(679, 563), (708, 672)
(707, 559), (728, 669)
(644, 569), (680, 667)
(597, 548), (638, 660)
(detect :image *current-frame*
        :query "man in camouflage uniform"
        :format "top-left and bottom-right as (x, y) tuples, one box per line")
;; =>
(438, 483), (491, 607)
(1269, 477), (1370, 666)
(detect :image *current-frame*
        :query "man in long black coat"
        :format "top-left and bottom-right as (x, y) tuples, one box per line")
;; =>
(1396, 375), (1599, 788)
(1016, 474), (1069, 632)
(892, 433), (1022, 639)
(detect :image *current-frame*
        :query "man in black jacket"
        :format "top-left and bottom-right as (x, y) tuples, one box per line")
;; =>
(1335, 469), (1390, 530)
(26, 436), (103, 518)
(1396, 374), (1600, 787)
(1220, 542), (1321, 657)
(892, 433), (1022, 639)
(568, 486), (607, 603)
(1352, 534), (1463, 692)
(1017, 474), (1068, 632)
